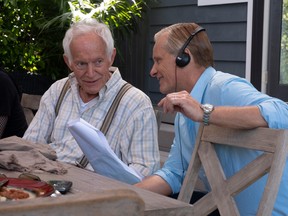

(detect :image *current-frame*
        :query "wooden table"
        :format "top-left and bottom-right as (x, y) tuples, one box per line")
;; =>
(0, 165), (192, 216)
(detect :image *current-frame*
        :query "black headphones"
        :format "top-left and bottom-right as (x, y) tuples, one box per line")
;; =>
(175, 26), (206, 67)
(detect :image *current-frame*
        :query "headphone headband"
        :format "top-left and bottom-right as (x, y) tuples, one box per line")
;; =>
(176, 26), (206, 67)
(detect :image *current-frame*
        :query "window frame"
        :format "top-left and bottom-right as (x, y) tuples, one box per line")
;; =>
(267, 0), (288, 101)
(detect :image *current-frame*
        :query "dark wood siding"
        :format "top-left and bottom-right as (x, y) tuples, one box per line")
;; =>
(113, 1), (249, 105)
(145, 1), (248, 105)
(113, 19), (149, 92)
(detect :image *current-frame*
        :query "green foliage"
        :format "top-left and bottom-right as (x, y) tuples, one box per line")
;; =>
(0, 0), (156, 80)
(69, 0), (147, 37)
(0, 0), (44, 74)
(43, 0), (156, 39)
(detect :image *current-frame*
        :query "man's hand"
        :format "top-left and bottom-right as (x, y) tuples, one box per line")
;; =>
(158, 91), (203, 123)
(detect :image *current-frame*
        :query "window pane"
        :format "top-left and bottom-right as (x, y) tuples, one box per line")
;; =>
(280, 0), (288, 84)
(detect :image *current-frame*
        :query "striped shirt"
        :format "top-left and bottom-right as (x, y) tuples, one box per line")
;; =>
(24, 67), (160, 177)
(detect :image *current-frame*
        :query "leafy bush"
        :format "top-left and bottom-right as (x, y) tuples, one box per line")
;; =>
(0, 0), (44, 73)
(0, 0), (156, 80)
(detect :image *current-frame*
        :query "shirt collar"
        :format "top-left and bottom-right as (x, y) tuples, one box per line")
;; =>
(68, 67), (122, 100)
(191, 66), (216, 103)
(98, 67), (121, 99)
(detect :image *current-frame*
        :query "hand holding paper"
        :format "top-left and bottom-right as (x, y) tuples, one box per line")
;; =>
(68, 118), (142, 184)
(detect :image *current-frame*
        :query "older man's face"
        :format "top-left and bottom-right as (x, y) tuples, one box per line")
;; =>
(65, 32), (115, 102)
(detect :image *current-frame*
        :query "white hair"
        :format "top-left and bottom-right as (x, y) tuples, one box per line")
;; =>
(63, 18), (114, 63)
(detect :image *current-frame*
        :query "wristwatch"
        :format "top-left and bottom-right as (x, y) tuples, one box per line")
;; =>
(200, 104), (214, 126)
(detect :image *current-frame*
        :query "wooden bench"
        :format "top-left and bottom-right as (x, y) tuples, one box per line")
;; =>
(21, 93), (42, 125)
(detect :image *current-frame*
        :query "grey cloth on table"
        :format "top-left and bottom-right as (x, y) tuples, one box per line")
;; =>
(0, 136), (67, 174)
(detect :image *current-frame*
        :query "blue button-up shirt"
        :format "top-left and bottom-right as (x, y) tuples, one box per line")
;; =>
(155, 67), (288, 215)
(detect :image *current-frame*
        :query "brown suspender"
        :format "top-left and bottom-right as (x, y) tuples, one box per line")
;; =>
(55, 79), (132, 168)
(55, 79), (71, 116)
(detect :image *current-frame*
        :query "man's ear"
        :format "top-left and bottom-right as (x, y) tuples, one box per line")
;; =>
(63, 54), (73, 71)
(110, 48), (116, 65)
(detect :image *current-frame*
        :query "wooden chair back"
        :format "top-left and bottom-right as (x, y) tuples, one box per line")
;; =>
(178, 124), (288, 216)
(154, 108), (163, 130)
(21, 93), (42, 125)
(0, 189), (145, 216)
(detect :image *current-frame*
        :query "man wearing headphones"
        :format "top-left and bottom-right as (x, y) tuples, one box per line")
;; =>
(135, 23), (288, 215)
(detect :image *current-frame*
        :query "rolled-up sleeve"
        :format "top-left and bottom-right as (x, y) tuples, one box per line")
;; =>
(258, 100), (288, 129)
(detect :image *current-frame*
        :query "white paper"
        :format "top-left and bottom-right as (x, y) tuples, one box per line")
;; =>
(67, 118), (142, 184)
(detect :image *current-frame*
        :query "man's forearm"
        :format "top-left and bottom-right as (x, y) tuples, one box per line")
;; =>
(209, 106), (268, 129)
(134, 175), (172, 196)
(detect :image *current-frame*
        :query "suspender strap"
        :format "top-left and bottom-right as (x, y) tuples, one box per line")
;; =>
(76, 82), (133, 168)
(100, 83), (132, 134)
(55, 79), (71, 116)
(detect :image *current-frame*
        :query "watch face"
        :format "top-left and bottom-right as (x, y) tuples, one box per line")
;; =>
(202, 104), (214, 113)
(201, 104), (214, 126)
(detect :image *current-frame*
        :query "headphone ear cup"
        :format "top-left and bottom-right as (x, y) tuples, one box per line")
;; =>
(176, 52), (190, 67)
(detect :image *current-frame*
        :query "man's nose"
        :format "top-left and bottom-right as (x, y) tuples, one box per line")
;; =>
(86, 63), (95, 75)
(150, 64), (157, 77)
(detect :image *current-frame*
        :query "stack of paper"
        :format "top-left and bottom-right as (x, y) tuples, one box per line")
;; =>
(67, 118), (142, 184)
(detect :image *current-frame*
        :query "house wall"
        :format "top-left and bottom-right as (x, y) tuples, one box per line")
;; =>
(145, 0), (248, 105)
(141, 0), (250, 163)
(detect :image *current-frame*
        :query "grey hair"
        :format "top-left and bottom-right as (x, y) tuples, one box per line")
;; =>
(63, 18), (114, 63)
(154, 25), (184, 57)
(154, 23), (214, 67)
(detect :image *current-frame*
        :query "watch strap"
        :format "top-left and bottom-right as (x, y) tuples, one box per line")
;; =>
(200, 104), (214, 126)
(203, 112), (210, 126)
